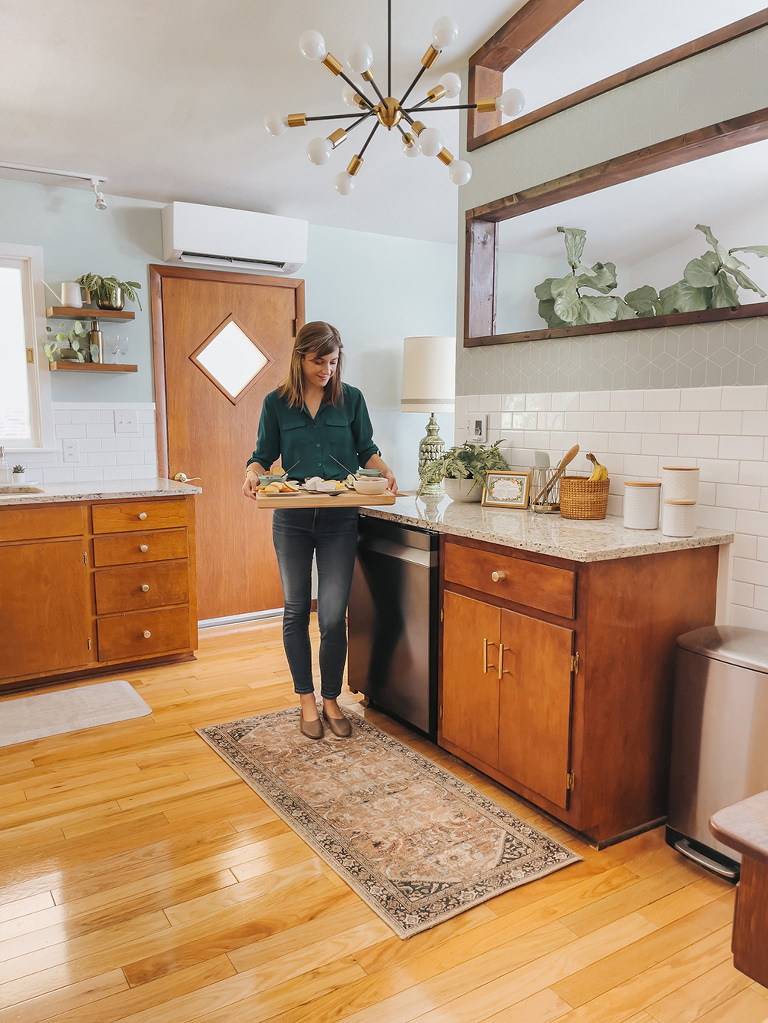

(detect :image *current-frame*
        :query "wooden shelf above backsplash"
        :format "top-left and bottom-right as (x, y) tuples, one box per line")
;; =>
(46, 306), (136, 320)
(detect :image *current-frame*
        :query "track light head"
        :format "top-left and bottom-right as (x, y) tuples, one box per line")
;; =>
(91, 177), (107, 210)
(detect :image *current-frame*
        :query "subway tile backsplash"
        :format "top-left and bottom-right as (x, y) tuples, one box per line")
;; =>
(457, 385), (768, 632)
(20, 403), (158, 482)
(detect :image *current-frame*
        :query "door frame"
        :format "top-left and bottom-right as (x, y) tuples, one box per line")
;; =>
(149, 264), (305, 476)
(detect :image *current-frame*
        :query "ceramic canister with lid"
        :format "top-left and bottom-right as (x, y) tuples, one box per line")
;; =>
(623, 481), (661, 529)
(661, 499), (697, 537)
(661, 466), (700, 503)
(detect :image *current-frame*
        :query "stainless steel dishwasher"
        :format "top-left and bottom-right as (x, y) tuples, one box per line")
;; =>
(347, 514), (439, 740)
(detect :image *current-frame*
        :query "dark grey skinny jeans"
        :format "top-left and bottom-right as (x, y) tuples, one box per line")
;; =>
(271, 506), (359, 699)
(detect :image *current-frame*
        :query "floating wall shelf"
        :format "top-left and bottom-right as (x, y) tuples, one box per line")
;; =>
(49, 362), (138, 373)
(46, 306), (136, 321)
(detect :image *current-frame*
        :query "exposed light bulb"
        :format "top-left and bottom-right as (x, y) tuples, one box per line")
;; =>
(417, 126), (443, 158)
(439, 72), (462, 99)
(306, 137), (333, 165)
(334, 171), (356, 195)
(402, 136), (420, 158)
(299, 29), (327, 60)
(496, 88), (525, 117)
(432, 16), (458, 50)
(345, 40), (373, 73)
(342, 85), (359, 108)
(264, 112), (288, 137)
(448, 159), (472, 186)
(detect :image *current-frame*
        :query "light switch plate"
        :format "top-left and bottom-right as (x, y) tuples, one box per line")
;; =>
(115, 409), (139, 434)
(466, 415), (488, 443)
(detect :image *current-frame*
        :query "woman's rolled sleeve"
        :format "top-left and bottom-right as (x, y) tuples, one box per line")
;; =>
(350, 388), (380, 466)
(248, 393), (280, 470)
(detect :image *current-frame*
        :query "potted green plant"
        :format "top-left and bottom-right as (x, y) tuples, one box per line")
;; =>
(75, 273), (142, 312)
(419, 441), (509, 501)
(12, 464), (25, 483)
(44, 321), (88, 362)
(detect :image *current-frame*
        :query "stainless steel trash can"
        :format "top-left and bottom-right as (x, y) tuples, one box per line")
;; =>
(666, 626), (768, 881)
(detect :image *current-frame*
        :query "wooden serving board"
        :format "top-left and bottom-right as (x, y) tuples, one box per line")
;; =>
(255, 490), (396, 509)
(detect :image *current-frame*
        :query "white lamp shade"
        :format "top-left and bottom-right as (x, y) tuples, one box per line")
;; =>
(401, 336), (456, 414)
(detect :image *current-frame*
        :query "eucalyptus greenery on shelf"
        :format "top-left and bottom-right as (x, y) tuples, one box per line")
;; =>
(418, 441), (509, 494)
(75, 273), (143, 311)
(536, 225), (768, 328)
(43, 321), (88, 362)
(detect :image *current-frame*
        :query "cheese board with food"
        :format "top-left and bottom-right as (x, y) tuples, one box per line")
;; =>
(253, 468), (395, 508)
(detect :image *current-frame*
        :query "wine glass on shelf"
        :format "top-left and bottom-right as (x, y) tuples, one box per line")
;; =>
(104, 333), (120, 363)
(116, 335), (130, 362)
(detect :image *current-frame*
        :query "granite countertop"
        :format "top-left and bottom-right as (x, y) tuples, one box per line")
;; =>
(0, 478), (203, 506)
(361, 494), (733, 563)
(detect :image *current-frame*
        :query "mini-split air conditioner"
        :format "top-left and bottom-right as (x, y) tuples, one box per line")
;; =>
(161, 201), (308, 274)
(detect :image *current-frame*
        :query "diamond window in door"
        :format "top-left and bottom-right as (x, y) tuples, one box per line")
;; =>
(190, 314), (273, 404)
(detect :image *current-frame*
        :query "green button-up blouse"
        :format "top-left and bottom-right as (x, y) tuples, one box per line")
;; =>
(247, 383), (380, 480)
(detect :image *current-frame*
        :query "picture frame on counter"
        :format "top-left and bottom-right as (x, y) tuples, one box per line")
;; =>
(482, 470), (530, 509)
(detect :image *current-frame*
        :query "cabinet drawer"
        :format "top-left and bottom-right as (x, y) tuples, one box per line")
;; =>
(97, 606), (191, 662)
(95, 562), (190, 614)
(444, 542), (576, 619)
(92, 529), (189, 567)
(0, 504), (83, 542)
(92, 499), (187, 534)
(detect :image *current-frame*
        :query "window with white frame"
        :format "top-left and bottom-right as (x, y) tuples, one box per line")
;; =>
(0, 243), (51, 449)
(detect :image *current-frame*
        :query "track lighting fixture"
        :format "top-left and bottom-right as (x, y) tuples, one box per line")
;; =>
(91, 177), (107, 210)
(0, 162), (107, 209)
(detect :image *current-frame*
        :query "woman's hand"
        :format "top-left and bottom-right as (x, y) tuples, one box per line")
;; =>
(383, 469), (398, 493)
(243, 467), (261, 501)
(364, 455), (396, 493)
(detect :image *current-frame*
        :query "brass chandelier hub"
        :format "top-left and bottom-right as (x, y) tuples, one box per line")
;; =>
(374, 97), (402, 130)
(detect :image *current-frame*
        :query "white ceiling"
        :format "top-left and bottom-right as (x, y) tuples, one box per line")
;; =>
(0, 0), (524, 245)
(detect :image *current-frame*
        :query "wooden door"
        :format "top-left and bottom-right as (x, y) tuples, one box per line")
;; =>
(151, 266), (303, 621)
(441, 590), (500, 766)
(0, 540), (93, 680)
(498, 610), (574, 809)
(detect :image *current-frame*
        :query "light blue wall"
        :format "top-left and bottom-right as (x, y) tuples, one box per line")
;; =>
(0, 178), (456, 490)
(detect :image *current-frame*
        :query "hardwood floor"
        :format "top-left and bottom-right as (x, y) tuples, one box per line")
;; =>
(1, 619), (766, 1023)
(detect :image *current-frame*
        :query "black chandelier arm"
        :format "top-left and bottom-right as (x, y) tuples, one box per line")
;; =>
(387, 0), (392, 98)
(304, 112), (378, 122)
(399, 64), (429, 108)
(404, 102), (479, 113)
(336, 69), (376, 109)
(357, 120), (380, 160)
(345, 109), (377, 134)
(399, 109), (415, 127)
(365, 73), (388, 107)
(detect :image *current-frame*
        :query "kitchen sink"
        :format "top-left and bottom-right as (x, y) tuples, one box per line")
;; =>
(0, 486), (45, 494)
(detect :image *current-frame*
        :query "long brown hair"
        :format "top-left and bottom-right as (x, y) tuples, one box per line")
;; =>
(278, 321), (344, 408)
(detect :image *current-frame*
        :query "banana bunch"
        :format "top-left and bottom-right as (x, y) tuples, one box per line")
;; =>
(586, 453), (609, 482)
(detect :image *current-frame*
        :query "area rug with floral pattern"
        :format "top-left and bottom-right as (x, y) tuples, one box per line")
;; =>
(197, 708), (581, 939)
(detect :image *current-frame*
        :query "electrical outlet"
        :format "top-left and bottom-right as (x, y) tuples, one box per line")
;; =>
(62, 439), (80, 463)
(115, 409), (139, 434)
(466, 415), (488, 443)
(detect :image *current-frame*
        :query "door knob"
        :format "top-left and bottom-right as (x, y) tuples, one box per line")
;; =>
(174, 472), (202, 483)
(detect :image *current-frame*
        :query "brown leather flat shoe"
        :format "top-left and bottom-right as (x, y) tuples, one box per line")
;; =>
(300, 713), (324, 740)
(322, 711), (352, 738)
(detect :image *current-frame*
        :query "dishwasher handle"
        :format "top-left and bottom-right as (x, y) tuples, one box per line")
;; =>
(356, 535), (437, 568)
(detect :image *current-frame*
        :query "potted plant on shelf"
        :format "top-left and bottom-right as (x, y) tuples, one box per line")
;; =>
(44, 321), (88, 361)
(418, 441), (509, 502)
(75, 273), (142, 312)
(12, 464), (25, 483)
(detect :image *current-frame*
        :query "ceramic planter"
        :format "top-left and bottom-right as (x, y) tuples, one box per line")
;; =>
(443, 477), (482, 503)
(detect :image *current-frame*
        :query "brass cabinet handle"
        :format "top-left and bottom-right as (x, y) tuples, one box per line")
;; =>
(498, 644), (504, 680)
(138, 512), (148, 520)
(483, 637), (488, 673)
(491, 570), (505, 582)
(139, 544), (149, 553)
(143, 630), (151, 639)
(141, 584), (150, 592)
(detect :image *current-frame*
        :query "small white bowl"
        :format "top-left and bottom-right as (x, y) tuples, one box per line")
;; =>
(353, 477), (389, 496)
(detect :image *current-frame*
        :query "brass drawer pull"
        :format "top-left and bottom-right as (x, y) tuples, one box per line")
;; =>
(138, 512), (148, 521)
(141, 584), (150, 592)
(139, 544), (149, 553)
(143, 630), (151, 639)
(498, 644), (504, 680)
(491, 570), (505, 582)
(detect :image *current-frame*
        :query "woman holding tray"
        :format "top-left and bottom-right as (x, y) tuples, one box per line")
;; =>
(243, 321), (397, 740)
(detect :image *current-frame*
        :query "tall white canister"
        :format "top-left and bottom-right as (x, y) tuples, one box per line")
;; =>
(624, 481), (661, 529)
(661, 466), (700, 503)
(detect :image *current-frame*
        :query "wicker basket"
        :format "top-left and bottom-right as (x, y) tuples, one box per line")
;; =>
(559, 475), (610, 520)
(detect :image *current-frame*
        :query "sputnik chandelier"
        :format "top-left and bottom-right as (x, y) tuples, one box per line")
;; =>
(264, 1), (524, 195)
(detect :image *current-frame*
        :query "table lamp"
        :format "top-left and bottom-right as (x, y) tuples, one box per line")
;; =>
(401, 335), (456, 495)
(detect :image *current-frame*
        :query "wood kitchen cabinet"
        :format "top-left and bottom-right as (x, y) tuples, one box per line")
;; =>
(0, 494), (197, 691)
(439, 534), (721, 846)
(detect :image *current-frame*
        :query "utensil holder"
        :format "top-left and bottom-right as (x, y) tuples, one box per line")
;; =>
(530, 466), (561, 513)
(560, 475), (610, 520)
